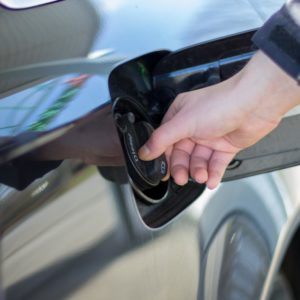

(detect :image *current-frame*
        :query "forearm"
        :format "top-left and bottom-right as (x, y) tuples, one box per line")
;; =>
(233, 51), (300, 123)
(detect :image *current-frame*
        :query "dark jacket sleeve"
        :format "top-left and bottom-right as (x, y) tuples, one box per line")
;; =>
(252, 0), (300, 81)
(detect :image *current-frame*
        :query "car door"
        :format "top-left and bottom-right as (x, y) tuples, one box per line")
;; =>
(0, 0), (295, 300)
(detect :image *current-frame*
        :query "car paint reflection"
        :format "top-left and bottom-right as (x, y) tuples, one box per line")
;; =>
(2, 167), (200, 300)
(0, 75), (108, 137)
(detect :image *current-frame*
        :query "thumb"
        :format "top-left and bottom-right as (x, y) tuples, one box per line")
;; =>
(138, 116), (189, 160)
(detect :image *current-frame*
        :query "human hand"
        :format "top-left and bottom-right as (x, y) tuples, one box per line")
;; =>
(139, 51), (300, 189)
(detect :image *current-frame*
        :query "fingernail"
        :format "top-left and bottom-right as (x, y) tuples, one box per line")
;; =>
(138, 145), (150, 159)
(161, 174), (170, 182)
(195, 169), (208, 184)
(207, 180), (218, 190)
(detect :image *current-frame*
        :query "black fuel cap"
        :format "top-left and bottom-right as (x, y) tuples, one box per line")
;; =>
(116, 112), (167, 191)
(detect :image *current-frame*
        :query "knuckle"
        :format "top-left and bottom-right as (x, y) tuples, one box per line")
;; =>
(210, 168), (222, 177)
(176, 92), (186, 99)
(147, 130), (164, 152)
(174, 92), (187, 104)
(210, 159), (225, 172)
(150, 130), (161, 145)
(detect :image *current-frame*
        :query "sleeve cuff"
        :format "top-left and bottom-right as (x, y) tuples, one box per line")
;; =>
(252, 3), (300, 82)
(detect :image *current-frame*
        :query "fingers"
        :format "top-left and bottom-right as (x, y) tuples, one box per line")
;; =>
(139, 94), (188, 161)
(138, 115), (189, 161)
(170, 145), (235, 188)
(206, 151), (236, 189)
(190, 145), (213, 184)
(170, 139), (195, 186)
(192, 137), (240, 154)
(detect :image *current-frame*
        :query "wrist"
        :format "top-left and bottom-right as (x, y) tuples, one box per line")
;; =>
(235, 50), (300, 122)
